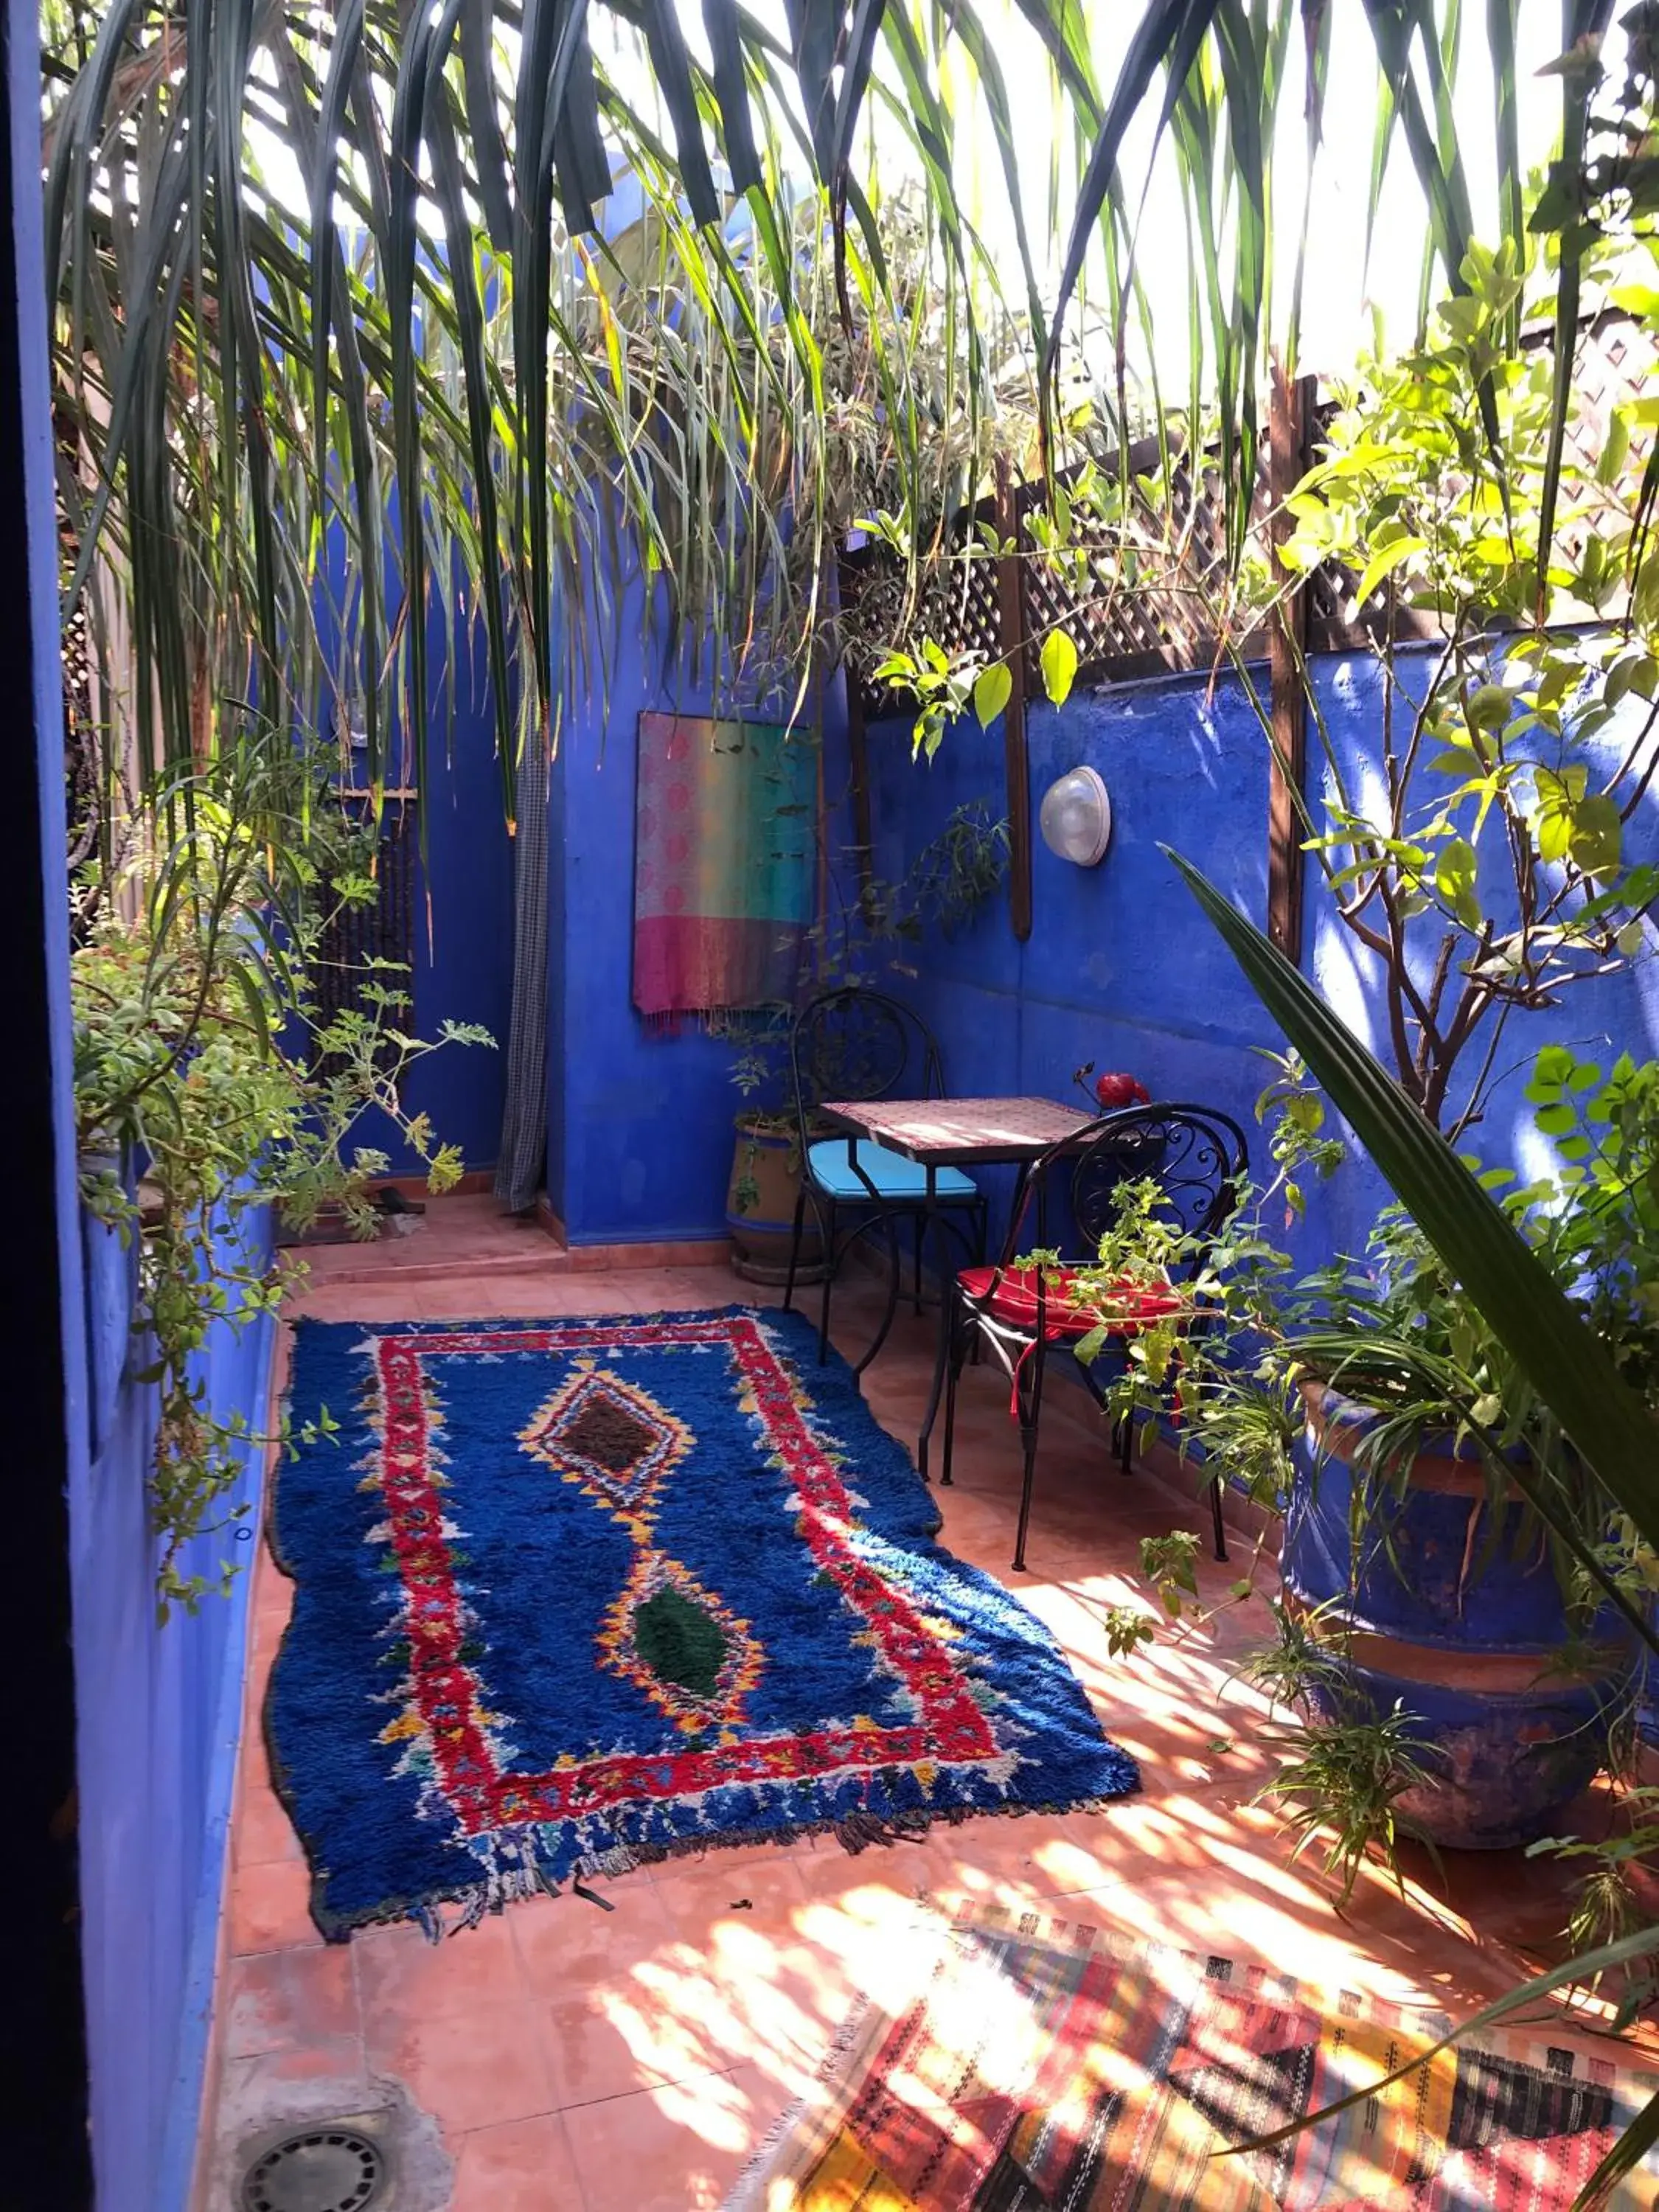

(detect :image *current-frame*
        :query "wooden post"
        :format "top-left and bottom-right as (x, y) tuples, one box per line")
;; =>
(1267, 363), (1316, 963)
(844, 678), (873, 908)
(994, 457), (1033, 943)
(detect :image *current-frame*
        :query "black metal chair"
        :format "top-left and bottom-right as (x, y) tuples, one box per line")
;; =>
(782, 987), (988, 1368)
(936, 1102), (1248, 1571)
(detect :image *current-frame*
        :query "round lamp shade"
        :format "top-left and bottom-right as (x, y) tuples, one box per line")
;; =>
(1038, 766), (1112, 866)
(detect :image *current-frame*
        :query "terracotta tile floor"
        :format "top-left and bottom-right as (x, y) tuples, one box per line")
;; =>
(199, 1202), (1646, 2210)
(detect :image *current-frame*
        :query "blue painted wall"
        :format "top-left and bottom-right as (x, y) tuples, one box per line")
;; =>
(72, 1200), (277, 2212)
(549, 554), (852, 1245)
(863, 650), (1659, 1262)
(394, 614), (515, 1173)
(13, 0), (95, 2187)
(325, 588), (515, 1180)
(546, 666), (569, 1217)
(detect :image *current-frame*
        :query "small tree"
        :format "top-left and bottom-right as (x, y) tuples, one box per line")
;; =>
(1262, 240), (1659, 1133)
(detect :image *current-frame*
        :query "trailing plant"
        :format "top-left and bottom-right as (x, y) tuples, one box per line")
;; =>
(1528, 1782), (1659, 2019)
(43, 0), (1635, 811)
(74, 731), (490, 1616)
(1258, 1691), (1443, 1911)
(723, 796), (1011, 1160)
(864, 803), (1013, 947)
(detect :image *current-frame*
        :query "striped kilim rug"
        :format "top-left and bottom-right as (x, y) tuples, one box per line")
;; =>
(727, 1906), (1659, 2209)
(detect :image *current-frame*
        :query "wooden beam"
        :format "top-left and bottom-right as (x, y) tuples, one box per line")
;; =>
(1267, 363), (1317, 963)
(994, 458), (1033, 942)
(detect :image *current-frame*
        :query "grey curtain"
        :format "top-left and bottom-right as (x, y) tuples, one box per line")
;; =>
(493, 733), (548, 1213)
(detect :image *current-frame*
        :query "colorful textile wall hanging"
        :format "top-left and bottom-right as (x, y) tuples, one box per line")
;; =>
(633, 712), (815, 1024)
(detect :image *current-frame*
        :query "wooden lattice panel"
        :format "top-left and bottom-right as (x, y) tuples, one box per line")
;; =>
(840, 317), (1652, 711)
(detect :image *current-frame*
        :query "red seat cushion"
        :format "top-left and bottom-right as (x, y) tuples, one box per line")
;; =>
(957, 1265), (1183, 1340)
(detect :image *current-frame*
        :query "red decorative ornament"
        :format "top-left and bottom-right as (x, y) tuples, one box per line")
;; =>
(1094, 1071), (1150, 1109)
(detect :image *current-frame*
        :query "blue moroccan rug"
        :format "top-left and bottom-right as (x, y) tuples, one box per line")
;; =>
(268, 1307), (1138, 1938)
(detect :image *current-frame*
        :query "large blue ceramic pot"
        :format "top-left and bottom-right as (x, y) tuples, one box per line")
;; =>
(1280, 1382), (1634, 1850)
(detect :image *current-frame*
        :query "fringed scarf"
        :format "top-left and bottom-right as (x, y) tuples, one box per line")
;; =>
(633, 712), (815, 1029)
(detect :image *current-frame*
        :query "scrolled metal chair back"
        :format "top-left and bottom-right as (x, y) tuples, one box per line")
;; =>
(790, 987), (943, 1119)
(1069, 1103), (1248, 1259)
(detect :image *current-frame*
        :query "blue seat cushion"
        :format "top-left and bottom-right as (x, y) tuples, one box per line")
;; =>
(807, 1138), (978, 1203)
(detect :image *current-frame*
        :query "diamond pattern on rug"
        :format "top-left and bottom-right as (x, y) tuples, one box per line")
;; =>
(518, 1362), (692, 1520)
(599, 1548), (765, 1734)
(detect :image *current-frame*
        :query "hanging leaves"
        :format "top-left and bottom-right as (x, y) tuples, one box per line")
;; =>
(973, 661), (1013, 728)
(1040, 628), (1079, 706)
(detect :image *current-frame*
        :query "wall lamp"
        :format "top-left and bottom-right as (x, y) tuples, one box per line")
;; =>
(1038, 766), (1112, 867)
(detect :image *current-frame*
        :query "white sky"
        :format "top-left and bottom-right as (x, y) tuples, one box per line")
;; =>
(269, 4), (1613, 397)
(663, 1), (1607, 386)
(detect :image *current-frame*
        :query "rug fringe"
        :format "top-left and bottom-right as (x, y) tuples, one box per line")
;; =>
(334, 1786), (1143, 1945)
(720, 1993), (879, 2212)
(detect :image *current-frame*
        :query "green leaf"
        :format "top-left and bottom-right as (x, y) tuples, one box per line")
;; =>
(1350, 533), (1427, 608)
(227, 960), (272, 1059)
(1464, 683), (1512, 731)
(1040, 629), (1079, 707)
(1599, 403), (1632, 485)
(1533, 1), (1615, 623)
(1433, 838), (1481, 928)
(1570, 794), (1622, 878)
(973, 661), (1013, 729)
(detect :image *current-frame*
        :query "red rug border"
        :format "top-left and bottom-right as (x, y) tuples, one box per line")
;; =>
(369, 1312), (1002, 1837)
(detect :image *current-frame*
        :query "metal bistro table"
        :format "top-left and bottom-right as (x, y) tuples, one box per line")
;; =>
(815, 1094), (1097, 1479)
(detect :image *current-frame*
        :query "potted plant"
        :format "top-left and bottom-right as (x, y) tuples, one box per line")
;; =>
(1266, 1181), (1642, 1857)
(723, 1016), (827, 1284)
(1076, 1046), (1653, 1877)
(722, 801), (1012, 1281)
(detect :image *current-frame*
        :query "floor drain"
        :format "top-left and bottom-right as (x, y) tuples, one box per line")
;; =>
(240, 2126), (387, 2212)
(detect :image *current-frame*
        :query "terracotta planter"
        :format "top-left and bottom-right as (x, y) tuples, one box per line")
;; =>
(1282, 1380), (1633, 1850)
(725, 1119), (824, 1286)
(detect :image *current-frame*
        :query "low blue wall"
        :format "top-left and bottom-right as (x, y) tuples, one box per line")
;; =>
(70, 1199), (277, 2212)
(863, 652), (1659, 1262)
(427, 598), (1659, 1255)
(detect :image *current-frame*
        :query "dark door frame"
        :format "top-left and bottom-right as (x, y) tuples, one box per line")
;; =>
(0, 0), (94, 2197)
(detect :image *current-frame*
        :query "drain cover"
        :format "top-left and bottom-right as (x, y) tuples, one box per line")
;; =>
(240, 2126), (386, 2212)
